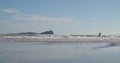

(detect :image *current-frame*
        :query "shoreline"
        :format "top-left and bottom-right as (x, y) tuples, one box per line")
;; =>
(0, 35), (120, 43)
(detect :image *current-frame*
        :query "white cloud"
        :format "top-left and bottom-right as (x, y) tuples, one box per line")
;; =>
(1, 8), (80, 23)
(2, 8), (20, 14)
(13, 14), (75, 22)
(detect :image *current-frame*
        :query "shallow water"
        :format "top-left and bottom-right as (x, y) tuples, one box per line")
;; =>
(0, 42), (120, 63)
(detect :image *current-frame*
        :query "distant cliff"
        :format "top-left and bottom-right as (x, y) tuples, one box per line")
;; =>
(41, 30), (54, 34)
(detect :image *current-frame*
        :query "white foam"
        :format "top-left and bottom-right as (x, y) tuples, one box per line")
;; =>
(0, 35), (120, 43)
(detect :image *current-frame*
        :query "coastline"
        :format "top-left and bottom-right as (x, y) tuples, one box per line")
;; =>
(0, 35), (120, 43)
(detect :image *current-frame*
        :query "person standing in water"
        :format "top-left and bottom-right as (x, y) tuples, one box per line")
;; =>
(98, 32), (101, 37)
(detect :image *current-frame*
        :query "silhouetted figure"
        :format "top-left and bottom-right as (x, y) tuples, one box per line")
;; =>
(98, 32), (101, 37)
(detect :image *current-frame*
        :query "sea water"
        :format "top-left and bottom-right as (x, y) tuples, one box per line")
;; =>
(0, 42), (120, 63)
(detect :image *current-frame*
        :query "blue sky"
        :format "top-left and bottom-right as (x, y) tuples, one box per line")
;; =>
(0, 0), (120, 35)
